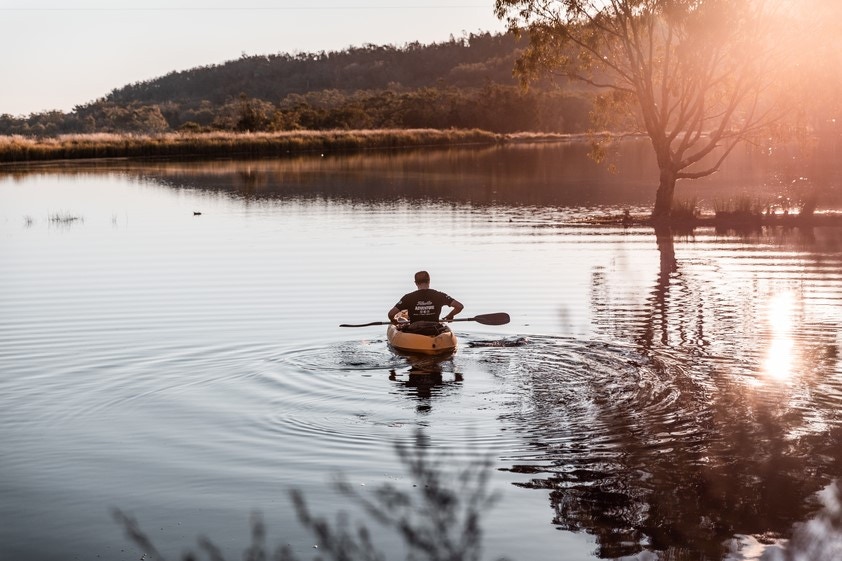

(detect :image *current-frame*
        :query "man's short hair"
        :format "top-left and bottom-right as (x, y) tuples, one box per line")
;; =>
(414, 270), (430, 284)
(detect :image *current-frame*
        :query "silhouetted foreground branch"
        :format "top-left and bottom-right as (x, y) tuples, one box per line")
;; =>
(113, 430), (505, 561)
(113, 429), (842, 560)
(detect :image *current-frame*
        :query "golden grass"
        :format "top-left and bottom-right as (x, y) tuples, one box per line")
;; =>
(0, 129), (503, 163)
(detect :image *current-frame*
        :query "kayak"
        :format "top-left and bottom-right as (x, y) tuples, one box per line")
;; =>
(386, 323), (457, 354)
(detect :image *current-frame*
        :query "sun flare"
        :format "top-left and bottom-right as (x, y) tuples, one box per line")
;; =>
(762, 291), (798, 382)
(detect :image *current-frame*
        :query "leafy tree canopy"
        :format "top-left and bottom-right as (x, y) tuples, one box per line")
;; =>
(495, 0), (842, 218)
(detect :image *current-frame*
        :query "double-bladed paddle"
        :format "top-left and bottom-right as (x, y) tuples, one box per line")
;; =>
(340, 312), (510, 328)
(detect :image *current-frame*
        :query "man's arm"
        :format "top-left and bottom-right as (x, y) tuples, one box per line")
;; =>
(387, 306), (401, 323)
(443, 300), (464, 321)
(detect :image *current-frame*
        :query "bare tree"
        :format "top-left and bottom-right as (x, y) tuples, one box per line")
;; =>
(494, 0), (807, 219)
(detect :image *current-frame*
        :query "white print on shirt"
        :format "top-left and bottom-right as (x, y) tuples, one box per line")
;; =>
(415, 301), (435, 316)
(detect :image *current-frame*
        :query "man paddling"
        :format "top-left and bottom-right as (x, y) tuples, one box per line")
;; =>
(388, 271), (464, 327)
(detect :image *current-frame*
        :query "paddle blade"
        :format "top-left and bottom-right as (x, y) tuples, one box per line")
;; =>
(339, 321), (389, 327)
(466, 312), (510, 325)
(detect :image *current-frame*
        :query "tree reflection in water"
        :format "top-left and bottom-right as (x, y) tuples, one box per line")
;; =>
(503, 226), (842, 559)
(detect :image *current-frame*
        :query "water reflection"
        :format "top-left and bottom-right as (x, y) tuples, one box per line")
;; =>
(388, 354), (462, 413)
(9, 140), (842, 210)
(4, 147), (842, 561)
(500, 226), (842, 559)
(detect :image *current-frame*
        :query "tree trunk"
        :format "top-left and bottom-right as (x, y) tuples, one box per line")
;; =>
(654, 224), (677, 275)
(652, 167), (677, 220)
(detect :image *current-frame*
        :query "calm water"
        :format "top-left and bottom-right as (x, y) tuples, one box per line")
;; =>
(2, 143), (842, 561)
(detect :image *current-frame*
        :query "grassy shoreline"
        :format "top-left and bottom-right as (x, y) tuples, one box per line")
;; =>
(0, 129), (500, 164)
(0, 129), (592, 164)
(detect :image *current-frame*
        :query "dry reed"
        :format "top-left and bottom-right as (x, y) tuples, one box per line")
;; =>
(670, 197), (699, 221)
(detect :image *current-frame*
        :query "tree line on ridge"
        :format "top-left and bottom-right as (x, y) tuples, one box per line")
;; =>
(0, 32), (597, 137)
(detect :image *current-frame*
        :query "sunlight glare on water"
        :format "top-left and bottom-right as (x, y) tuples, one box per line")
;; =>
(763, 290), (798, 383)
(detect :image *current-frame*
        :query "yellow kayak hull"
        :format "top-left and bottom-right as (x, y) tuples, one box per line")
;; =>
(386, 324), (457, 355)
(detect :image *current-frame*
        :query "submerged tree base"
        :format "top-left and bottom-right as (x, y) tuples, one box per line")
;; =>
(587, 211), (842, 232)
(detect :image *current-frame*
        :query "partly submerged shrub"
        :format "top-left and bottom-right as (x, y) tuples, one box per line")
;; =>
(713, 196), (765, 224)
(670, 197), (699, 221)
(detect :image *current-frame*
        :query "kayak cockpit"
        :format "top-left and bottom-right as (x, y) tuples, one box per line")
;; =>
(386, 322), (457, 355)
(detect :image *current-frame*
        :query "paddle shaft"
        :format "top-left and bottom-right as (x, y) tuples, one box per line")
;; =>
(340, 312), (509, 328)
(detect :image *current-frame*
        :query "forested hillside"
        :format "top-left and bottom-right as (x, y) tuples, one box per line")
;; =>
(1, 32), (596, 137)
(109, 32), (522, 105)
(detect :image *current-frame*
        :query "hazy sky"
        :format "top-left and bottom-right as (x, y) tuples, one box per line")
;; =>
(1, 1), (506, 116)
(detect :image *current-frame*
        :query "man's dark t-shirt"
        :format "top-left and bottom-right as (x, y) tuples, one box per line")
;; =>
(394, 289), (455, 322)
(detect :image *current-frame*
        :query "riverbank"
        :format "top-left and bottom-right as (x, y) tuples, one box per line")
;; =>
(0, 129), (593, 164)
(0, 129), (496, 163)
